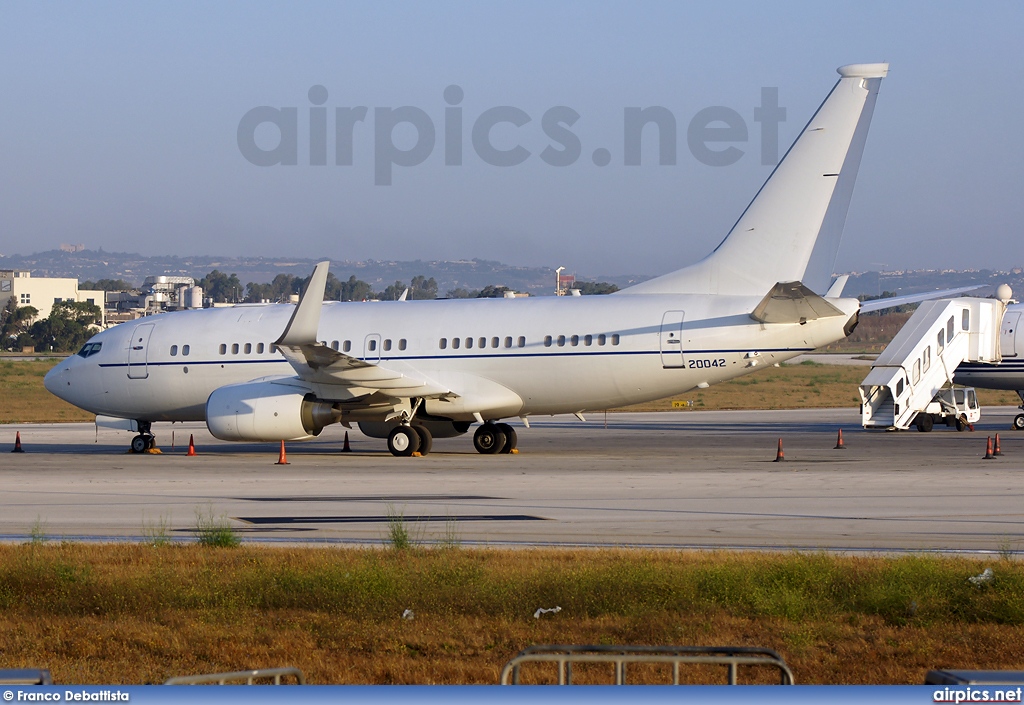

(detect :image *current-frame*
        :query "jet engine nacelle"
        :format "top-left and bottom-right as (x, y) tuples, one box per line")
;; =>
(358, 419), (472, 440)
(206, 378), (339, 442)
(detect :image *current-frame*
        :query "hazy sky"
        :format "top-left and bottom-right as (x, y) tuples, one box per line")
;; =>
(1, 1), (1022, 277)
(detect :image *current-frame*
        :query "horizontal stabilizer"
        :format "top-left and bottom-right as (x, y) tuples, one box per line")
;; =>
(750, 281), (846, 324)
(859, 286), (983, 314)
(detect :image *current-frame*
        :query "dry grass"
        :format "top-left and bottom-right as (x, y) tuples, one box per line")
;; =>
(0, 359), (94, 424)
(1, 544), (1023, 685)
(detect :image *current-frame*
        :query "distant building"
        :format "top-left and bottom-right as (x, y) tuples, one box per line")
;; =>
(0, 269), (105, 326)
(59, 243), (86, 253)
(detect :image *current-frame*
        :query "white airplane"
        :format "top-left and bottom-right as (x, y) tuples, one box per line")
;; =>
(954, 300), (1024, 429)
(46, 63), (895, 457)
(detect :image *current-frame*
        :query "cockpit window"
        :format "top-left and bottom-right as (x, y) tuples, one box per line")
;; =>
(77, 342), (102, 358)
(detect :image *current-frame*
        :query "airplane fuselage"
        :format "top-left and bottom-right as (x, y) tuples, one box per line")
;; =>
(48, 292), (859, 424)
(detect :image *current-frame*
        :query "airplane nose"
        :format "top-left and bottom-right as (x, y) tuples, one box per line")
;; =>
(43, 359), (69, 398)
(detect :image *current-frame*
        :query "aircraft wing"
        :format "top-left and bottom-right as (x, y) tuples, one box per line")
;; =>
(859, 286), (984, 313)
(273, 262), (453, 400)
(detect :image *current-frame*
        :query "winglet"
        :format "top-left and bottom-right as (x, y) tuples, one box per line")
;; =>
(275, 261), (330, 346)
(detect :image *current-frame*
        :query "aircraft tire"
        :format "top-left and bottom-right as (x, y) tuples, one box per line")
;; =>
(1013, 414), (1024, 431)
(914, 414), (933, 433)
(130, 435), (148, 453)
(413, 425), (433, 455)
(496, 423), (517, 453)
(473, 423), (506, 454)
(388, 426), (421, 457)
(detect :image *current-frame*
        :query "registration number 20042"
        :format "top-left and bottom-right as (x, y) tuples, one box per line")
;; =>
(688, 358), (726, 369)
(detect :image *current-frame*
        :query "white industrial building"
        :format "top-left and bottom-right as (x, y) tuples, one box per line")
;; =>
(0, 269), (105, 326)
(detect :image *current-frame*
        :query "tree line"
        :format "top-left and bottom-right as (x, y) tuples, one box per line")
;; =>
(0, 299), (102, 353)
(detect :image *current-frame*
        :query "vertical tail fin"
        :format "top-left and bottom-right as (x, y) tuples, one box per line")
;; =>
(622, 63), (888, 297)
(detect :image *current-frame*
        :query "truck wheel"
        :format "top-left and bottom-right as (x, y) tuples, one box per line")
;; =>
(1013, 414), (1024, 431)
(956, 415), (969, 432)
(914, 414), (933, 433)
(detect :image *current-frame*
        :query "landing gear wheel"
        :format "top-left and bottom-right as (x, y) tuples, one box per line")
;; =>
(956, 415), (969, 432)
(130, 435), (148, 453)
(914, 414), (933, 433)
(473, 423), (506, 454)
(413, 425), (433, 455)
(1014, 414), (1024, 431)
(387, 426), (421, 457)
(496, 423), (517, 453)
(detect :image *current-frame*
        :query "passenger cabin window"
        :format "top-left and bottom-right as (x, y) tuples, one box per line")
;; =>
(170, 345), (178, 356)
(330, 341), (339, 351)
(244, 343), (252, 354)
(571, 335), (579, 346)
(611, 334), (621, 345)
(439, 338), (447, 350)
(517, 336), (525, 348)
(270, 344), (277, 354)
(383, 339), (392, 352)
(182, 344), (190, 356)
(399, 339), (407, 351)
(557, 335), (566, 347)
(478, 337), (486, 349)
(219, 344), (227, 355)
(255, 343), (262, 354)
(598, 334), (607, 346)
(544, 335), (552, 347)
(491, 337), (499, 348)
(368, 339), (377, 351)
(343, 340), (351, 353)
(584, 334), (592, 346)
(452, 338), (460, 349)
(504, 336), (512, 348)
(231, 343), (239, 354)
(465, 337), (473, 349)
(962, 309), (970, 331)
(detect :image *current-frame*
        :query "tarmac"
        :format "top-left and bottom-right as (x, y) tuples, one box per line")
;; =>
(3, 407), (1024, 554)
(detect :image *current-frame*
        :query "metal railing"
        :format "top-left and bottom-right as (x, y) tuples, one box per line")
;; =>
(165, 667), (305, 685)
(500, 645), (795, 685)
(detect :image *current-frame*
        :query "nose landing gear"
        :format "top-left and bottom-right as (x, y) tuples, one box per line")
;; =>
(129, 421), (159, 454)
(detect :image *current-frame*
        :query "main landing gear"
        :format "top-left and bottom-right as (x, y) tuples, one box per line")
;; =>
(386, 424), (434, 457)
(130, 420), (157, 453)
(473, 422), (518, 455)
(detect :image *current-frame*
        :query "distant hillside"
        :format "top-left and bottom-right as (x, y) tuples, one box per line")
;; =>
(0, 249), (650, 296)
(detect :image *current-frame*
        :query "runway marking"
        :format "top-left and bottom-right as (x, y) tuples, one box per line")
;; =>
(234, 514), (547, 525)
(233, 495), (502, 502)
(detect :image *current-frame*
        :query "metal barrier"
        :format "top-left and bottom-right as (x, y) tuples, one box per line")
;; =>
(164, 667), (305, 685)
(0, 670), (52, 685)
(500, 645), (795, 685)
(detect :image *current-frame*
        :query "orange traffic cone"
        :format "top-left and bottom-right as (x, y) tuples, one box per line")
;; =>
(773, 438), (785, 462)
(994, 434), (1003, 457)
(276, 440), (290, 465)
(186, 434), (196, 456)
(983, 436), (995, 460)
(341, 431), (352, 453)
(834, 429), (846, 450)
(11, 432), (24, 453)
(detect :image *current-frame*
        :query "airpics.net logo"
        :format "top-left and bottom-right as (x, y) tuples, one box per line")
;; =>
(237, 85), (788, 185)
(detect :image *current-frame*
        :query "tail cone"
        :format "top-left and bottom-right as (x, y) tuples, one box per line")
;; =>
(276, 440), (290, 465)
(774, 438), (785, 462)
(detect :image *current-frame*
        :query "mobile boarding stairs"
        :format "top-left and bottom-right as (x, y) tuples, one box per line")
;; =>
(860, 298), (1004, 431)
